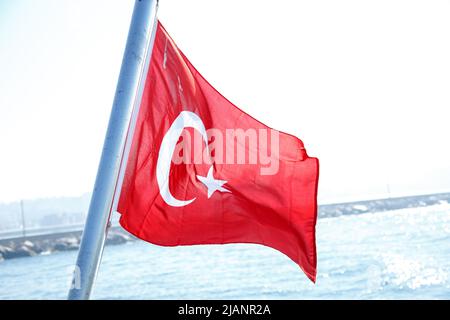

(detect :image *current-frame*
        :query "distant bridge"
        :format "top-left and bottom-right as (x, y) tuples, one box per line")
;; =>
(0, 221), (121, 245)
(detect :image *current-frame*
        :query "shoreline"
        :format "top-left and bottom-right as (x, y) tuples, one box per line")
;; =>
(0, 227), (134, 262)
(1, 192), (449, 262)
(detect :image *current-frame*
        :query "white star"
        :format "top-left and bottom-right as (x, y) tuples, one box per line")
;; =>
(196, 166), (231, 199)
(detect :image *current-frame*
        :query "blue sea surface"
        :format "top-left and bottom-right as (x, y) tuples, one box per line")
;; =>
(1, 204), (449, 299)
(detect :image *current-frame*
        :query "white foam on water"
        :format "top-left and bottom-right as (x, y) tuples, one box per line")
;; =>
(381, 253), (448, 290)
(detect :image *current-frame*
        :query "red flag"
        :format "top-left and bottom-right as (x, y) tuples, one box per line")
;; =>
(117, 22), (319, 282)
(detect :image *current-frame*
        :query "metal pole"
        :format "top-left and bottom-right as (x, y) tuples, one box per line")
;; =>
(68, 0), (158, 300)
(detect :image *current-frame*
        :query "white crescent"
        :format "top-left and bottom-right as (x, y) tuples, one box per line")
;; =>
(156, 111), (209, 207)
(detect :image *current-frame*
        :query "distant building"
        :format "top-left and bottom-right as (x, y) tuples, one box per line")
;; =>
(39, 212), (85, 227)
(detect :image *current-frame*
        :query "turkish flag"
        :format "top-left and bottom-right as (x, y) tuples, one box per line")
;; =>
(117, 22), (319, 282)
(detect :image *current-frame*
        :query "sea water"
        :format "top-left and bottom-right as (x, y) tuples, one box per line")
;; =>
(0, 204), (449, 299)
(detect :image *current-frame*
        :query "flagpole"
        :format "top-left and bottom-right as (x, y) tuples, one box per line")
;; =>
(68, 0), (158, 300)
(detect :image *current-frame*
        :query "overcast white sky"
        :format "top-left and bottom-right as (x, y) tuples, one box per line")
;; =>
(1, 0), (450, 204)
